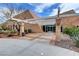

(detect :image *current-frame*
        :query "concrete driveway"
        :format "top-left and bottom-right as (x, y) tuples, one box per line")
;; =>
(0, 32), (78, 56)
(0, 38), (79, 56)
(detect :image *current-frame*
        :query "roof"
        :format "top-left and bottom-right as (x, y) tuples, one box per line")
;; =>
(13, 10), (38, 20)
(38, 9), (77, 20)
(12, 9), (79, 25)
(60, 9), (76, 15)
(13, 9), (78, 21)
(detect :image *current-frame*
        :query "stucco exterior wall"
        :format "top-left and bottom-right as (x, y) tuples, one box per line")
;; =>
(61, 16), (79, 28)
(24, 23), (43, 33)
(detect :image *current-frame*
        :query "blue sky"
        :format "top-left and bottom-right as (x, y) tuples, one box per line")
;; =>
(0, 3), (79, 23)
(0, 3), (61, 17)
(0, 3), (79, 17)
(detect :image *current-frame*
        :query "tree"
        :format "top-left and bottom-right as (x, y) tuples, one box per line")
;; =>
(0, 4), (24, 20)
(0, 4), (25, 34)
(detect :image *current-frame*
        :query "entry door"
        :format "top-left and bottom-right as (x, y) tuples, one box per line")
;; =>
(48, 26), (53, 32)
(42, 25), (54, 32)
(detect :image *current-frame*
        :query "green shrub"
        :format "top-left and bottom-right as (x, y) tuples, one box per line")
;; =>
(0, 30), (11, 35)
(0, 28), (17, 36)
(9, 29), (17, 33)
(63, 26), (79, 47)
(0, 23), (18, 37)
(28, 29), (32, 33)
(63, 27), (79, 36)
(25, 30), (28, 34)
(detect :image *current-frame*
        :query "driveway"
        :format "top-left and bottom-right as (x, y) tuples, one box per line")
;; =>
(0, 32), (78, 56)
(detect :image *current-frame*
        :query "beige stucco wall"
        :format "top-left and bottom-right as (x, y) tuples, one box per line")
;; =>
(24, 23), (43, 33)
(61, 16), (79, 28)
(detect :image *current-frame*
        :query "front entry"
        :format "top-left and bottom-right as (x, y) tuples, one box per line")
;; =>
(42, 25), (56, 32)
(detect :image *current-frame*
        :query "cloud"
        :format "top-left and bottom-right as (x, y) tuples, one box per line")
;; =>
(1, 3), (79, 23)
(0, 7), (10, 23)
(34, 3), (55, 13)
(49, 9), (58, 16)
(60, 3), (79, 13)
(49, 3), (79, 16)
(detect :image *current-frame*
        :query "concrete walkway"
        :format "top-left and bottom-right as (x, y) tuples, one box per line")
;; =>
(0, 38), (79, 56)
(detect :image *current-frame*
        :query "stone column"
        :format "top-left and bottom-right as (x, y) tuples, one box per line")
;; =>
(50, 8), (61, 44)
(20, 22), (25, 36)
(55, 18), (61, 41)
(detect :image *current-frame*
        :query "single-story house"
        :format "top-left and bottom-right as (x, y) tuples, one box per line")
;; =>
(2, 9), (79, 35)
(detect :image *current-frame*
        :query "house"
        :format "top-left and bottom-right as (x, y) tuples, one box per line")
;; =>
(3, 9), (79, 35)
(60, 10), (79, 28)
(13, 10), (57, 33)
(13, 10), (43, 33)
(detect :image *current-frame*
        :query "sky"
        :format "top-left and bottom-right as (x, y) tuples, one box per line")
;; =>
(0, 3), (79, 23)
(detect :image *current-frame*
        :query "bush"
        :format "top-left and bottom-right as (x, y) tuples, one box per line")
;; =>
(9, 29), (17, 33)
(0, 30), (11, 35)
(25, 30), (28, 34)
(0, 28), (17, 36)
(64, 27), (79, 36)
(63, 26), (79, 47)
(28, 29), (32, 33)
(0, 24), (18, 37)
(1, 24), (8, 30)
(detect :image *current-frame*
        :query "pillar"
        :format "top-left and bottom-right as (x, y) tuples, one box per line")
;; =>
(55, 18), (61, 41)
(20, 22), (25, 36)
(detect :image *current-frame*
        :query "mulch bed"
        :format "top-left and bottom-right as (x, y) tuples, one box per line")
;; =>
(51, 40), (79, 53)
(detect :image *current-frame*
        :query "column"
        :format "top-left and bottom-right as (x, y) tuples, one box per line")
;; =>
(20, 22), (25, 36)
(55, 18), (61, 41)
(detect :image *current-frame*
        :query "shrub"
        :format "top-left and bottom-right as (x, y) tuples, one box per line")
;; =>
(0, 30), (11, 35)
(0, 27), (17, 37)
(28, 29), (32, 33)
(25, 30), (28, 34)
(9, 29), (17, 33)
(63, 26), (79, 47)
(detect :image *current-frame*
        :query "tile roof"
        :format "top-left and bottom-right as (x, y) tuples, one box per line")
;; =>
(13, 10), (38, 20)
